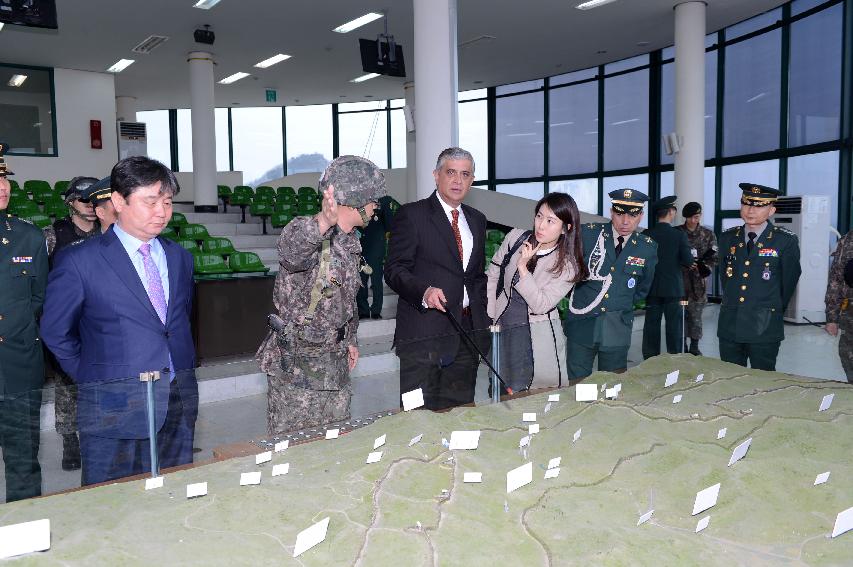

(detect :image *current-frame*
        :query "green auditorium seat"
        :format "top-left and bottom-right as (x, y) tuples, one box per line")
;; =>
(168, 212), (188, 228)
(296, 201), (318, 216)
(180, 224), (210, 243)
(10, 185), (26, 201)
(194, 253), (233, 278)
(218, 185), (232, 213)
(8, 179), (20, 191)
(486, 229), (506, 245)
(250, 201), (274, 234)
(23, 213), (52, 229)
(26, 180), (53, 204)
(54, 180), (70, 195)
(203, 237), (237, 256)
(276, 186), (296, 199)
(485, 242), (498, 262)
(43, 196), (68, 219)
(229, 251), (270, 274)
(297, 186), (316, 198)
(160, 226), (178, 240)
(229, 185), (254, 223)
(175, 239), (201, 255)
(274, 201), (295, 214)
(271, 212), (293, 228)
(10, 200), (40, 218)
(255, 185), (275, 200)
(276, 192), (296, 206)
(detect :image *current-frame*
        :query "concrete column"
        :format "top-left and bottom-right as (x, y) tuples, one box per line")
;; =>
(413, 0), (459, 200)
(188, 51), (218, 212)
(115, 96), (137, 123)
(403, 81), (417, 203)
(673, 1), (706, 218)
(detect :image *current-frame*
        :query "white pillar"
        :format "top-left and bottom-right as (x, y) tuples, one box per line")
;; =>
(403, 81), (417, 203)
(188, 51), (218, 212)
(674, 2), (706, 218)
(413, 0), (459, 200)
(115, 96), (137, 123)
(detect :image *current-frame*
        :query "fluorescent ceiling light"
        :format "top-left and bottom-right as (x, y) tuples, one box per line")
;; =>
(7, 74), (27, 87)
(193, 0), (222, 9)
(107, 59), (135, 73)
(334, 12), (383, 33)
(254, 53), (291, 69)
(350, 73), (380, 83)
(0, 23), (5, 31)
(219, 72), (250, 84)
(576, 0), (619, 10)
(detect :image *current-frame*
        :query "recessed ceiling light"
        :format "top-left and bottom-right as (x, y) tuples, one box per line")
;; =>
(8, 74), (27, 87)
(106, 59), (135, 73)
(193, 0), (222, 9)
(219, 72), (250, 84)
(473, 80), (483, 84)
(254, 54), (291, 69)
(333, 12), (383, 33)
(0, 23), (5, 32)
(350, 72), (380, 83)
(576, 0), (619, 10)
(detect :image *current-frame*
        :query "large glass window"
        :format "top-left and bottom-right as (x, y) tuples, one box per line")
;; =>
(659, 167), (717, 229)
(549, 81), (598, 175)
(459, 99), (489, 178)
(720, 159), (779, 209)
(495, 92), (544, 179)
(723, 29), (782, 156)
(176, 109), (193, 172)
(550, 178), (598, 215)
(390, 108), (407, 169)
(495, 182), (544, 200)
(137, 110), (170, 167)
(604, 69), (649, 170)
(725, 8), (781, 40)
(215, 108), (230, 171)
(285, 104), (332, 175)
(338, 103), (388, 168)
(0, 64), (55, 155)
(232, 107), (283, 186)
(786, 150), (839, 229)
(788, 3), (842, 147)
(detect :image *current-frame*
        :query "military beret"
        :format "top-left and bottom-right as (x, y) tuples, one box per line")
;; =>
(739, 182), (781, 207)
(608, 188), (649, 216)
(682, 201), (702, 217)
(651, 195), (677, 212)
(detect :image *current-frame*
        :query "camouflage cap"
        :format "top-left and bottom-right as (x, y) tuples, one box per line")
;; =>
(318, 155), (386, 208)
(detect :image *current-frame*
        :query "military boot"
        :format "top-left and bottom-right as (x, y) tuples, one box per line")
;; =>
(689, 339), (702, 356)
(62, 433), (81, 471)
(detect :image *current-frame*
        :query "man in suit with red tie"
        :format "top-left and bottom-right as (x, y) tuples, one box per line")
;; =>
(41, 157), (198, 485)
(385, 147), (489, 410)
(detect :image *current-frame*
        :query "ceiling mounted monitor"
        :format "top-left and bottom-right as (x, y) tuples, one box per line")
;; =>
(359, 37), (405, 79)
(0, 0), (57, 29)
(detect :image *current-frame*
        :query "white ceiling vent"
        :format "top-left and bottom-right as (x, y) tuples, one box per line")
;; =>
(132, 35), (169, 54)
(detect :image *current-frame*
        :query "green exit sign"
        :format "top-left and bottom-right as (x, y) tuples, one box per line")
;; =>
(265, 89), (277, 103)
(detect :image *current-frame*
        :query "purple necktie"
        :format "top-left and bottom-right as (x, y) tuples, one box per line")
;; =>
(139, 243), (167, 324)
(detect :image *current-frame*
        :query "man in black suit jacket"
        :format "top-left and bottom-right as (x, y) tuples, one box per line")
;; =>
(385, 147), (489, 410)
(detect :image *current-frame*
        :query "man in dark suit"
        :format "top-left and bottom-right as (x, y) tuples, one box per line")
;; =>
(641, 196), (695, 358)
(358, 195), (397, 320)
(41, 157), (198, 486)
(385, 147), (489, 410)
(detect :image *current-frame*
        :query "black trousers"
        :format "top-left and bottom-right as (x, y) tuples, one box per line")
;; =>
(642, 296), (684, 359)
(718, 338), (781, 372)
(0, 389), (43, 503)
(398, 311), (479, 410)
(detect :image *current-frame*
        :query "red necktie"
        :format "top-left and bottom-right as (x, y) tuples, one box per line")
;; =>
(451, 209), (463, 263)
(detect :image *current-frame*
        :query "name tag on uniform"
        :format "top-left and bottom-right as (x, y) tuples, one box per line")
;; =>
(12, 256), (33, 263)
(758, 248), (778, 257)
(625, 256), (645, 267)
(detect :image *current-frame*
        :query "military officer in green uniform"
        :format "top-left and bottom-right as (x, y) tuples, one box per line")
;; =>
(357, 195), (397, 319)
(717, 183), (801, 371)
(641, 195), (694, 358)
(563, 189), (658, 381)
(0, 147), (49, 502)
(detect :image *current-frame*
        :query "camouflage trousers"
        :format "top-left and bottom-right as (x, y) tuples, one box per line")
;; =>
(685, 298), (707, 340)
(839, 327), (853, 384)
(54, 370), (78, 435)
(267, 348), (352, 435)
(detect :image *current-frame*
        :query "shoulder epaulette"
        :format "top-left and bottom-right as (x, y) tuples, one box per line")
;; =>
(18, 217), (33, 226)
(644, 235), (653, 243)
(723, 226), (739, 233)
(775, 226), (796, 236)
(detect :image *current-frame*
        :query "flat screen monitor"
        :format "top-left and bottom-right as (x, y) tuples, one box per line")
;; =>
(0, 0), (58, 30)
(359, 38), (406, 78)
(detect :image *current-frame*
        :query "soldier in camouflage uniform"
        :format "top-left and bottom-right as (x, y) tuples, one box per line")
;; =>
(824, 229), (853, 383)
(43, 176), (100, 471)
(676, 201), (718, 355)
(257, 156), (385, 434)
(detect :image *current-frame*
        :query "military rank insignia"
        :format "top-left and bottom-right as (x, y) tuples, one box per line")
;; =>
(726, 266), (733, 278)
(625, 256), (645, 267)
(762, 266), (771, 280)
(12, 256), (33, 263)
(730, 246), (736, 254)
(758, 248), (778, 257)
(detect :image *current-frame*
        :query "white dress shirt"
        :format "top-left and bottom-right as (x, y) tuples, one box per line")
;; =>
(113, 221), (170, 302)
(436, 193), (473, 307)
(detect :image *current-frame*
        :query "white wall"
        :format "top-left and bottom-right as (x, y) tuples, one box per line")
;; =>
(11, 68), (119, 184)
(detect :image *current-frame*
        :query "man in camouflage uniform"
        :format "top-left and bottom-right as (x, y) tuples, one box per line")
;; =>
(43, 176), (100, 471)
(676, 201), (718, 355)
(257, 156), (385, 434)
(824, 229), (853, 383)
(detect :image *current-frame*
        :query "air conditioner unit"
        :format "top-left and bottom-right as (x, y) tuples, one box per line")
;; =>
(116, 121), (147, 160)
(771, 195), (830, 324)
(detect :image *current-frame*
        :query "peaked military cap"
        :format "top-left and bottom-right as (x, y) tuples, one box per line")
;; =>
(82, 176), (112, 207)
(0, 142), (13, 177)
(651, 195), (678, 212)
(609, 188), (649, 216)
(64, 176), (98, 203)
(682, 201), (702, 217)
(739, 182), (781, 207)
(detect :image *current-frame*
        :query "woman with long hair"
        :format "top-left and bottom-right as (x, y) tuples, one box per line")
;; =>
(486, 192), (588, 392)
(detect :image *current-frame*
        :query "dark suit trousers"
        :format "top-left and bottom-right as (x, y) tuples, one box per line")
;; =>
(0, 389), (42, 502)
(80, 379), (195, 486)
(642, 297), (684, 359)
(398, 311), (479, 410)
(718, 338), (780, 372)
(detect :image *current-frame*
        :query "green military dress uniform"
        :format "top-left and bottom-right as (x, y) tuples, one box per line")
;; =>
(641, 196), (695, 359)
(717, 184), (801, 371)
(563, 189), (658, 381)
(0, 211), (49, 502)
(357, 195), (397, 318)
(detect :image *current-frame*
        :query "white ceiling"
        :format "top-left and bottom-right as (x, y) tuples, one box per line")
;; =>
(0, 0), (787, 111)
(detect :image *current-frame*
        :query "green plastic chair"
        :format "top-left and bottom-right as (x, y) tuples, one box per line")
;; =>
(10, 186), (27, 201)
(168, 212), (188, 227)
(274, 201), (295, 214)
(271, 212), (293, 228)
(255, 185), (275, 200)
(229, 251), (270, 274)
(181, 224), (211, 242)
(160, 226), (178, 240)
(26, 180), (53, 204)
(54, 180), (70, 194)
(22, 213), (52, 229)
(217, 184), (232, 213)
(296, 201), (318, 216)
(203, 237), (237, 256)
(297, 186), (316, 198)
(276, 186), (296, 199)
(250, 201), (274, 234)
(43, 196), (68, 219)
(8, 179), (20, 191)
(486, 229), (506, 245)
(193, 253), (233, 276)
(485, 242), (498, 262)
(276, 193), (296, 206)
(175, 239), (201, 255)
(10, 200), (40, 217)
(230, 185), (254, 223)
